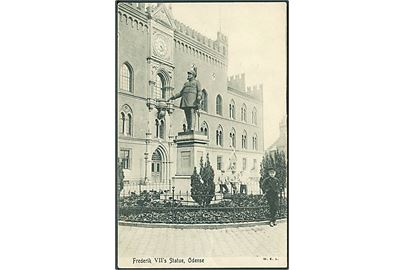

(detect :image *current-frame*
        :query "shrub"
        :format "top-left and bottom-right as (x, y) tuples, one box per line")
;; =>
(190, 154), (215, 206)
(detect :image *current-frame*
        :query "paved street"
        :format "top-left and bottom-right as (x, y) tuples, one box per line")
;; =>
(118, 221), (287, 268)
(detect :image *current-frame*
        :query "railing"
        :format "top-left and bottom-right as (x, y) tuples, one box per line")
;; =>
(120, 180), (263, 197)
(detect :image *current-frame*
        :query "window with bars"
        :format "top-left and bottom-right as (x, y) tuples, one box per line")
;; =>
(155, 73), (166, 100)
(120, 63), (133, 92)
(120, 149), (130, 169)
(217, 156), (223, 170)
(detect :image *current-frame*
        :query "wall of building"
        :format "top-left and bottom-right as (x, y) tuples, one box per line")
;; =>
(117, 3), (264, 189)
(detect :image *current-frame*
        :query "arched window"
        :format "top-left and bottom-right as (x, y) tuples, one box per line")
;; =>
(241, 130), (247, 149)
(120, 104), (133, 136)
(229, 99), (235, 119)
(216, 125), (223, 147)
(120, 63), (133, 92)
(200, 121), (209, 137)
(155, 73), (167, 100)
(120, 112), (125, 134)
(159, 120), (165, 139)
(252, 107), (257, 125)
(216, 95), (222, 115)
(252, 133), (258, 150)
(155, 119), (165, 139)
(127, 114), (132, 135)
(241, 104), (247, 122)
(229, 128), (236, 148)
(201, 90), (208, 112)
(155, 119), (159, 138)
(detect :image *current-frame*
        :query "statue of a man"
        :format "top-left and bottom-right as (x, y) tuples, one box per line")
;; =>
(168, 65), (202, 131)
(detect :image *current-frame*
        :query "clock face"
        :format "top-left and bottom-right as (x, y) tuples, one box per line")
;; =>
(153, 35), (169, 59)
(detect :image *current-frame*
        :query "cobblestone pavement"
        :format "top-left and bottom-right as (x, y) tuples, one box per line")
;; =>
(118, 221), (287, 268)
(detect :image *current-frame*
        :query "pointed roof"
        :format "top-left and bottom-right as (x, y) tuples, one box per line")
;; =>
(151, 4), (175, 29)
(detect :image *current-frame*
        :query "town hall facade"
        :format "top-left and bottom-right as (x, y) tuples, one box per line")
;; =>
(117, 3), (264, 193)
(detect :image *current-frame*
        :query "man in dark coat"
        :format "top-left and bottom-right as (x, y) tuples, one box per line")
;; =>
(262, 168), (281, 226)
(168, 65), (202, 131)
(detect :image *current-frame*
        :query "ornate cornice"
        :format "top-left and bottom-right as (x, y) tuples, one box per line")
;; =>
(118, 3), (148, 23)
(174, 32), (227, 63)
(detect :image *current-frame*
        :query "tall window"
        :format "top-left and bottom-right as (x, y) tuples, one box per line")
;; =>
(120, 63), (133, 92)
(155, 119), (165, 139)
(120, 112), (125, 134)
(155, 119), (159, 138)
(120, 149), (130, 169)
(217, 156), (223, 170)
(127, 114), (132, 135)
(252, 107), (257, 125)
(229, 99), (235, 119)
(201, 90), (208, 112)
(120, 104), (133, 136)
(242, 158), (247, 171)
(252, 134), (258, 150)
(200, 121), (209, 137)
(216, 95), (222, 115)
(155, 73), (166, 100)
(216, 125), (223, 147)
(229, 128), (236, 148)
(241, 130), (247, 149)
(241, 104), (247, 122)
(159, 120), (165, 139)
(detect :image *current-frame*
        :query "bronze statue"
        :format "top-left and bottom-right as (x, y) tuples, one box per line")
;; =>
(168, 65), (202, 131)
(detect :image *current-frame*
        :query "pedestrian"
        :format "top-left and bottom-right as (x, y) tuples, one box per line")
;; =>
(261, 168), (281, 227)
(239, 171), (248, 194)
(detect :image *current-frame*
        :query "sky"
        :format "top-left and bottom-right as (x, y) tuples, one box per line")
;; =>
(169, 2), (287, 148)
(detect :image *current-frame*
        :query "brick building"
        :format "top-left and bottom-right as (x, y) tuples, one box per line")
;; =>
(117, 3), (264, 193)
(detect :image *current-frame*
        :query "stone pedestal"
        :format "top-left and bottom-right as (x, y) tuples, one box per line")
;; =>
(172, 131), (209, 194)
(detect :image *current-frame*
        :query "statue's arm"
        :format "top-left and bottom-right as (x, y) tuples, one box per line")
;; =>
(168, 87), (183, 101)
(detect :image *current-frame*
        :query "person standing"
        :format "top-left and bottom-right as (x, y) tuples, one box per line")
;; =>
(168, 65), (202, 131)
(262, 168), (281, 226)
(239, 171), (248, 194)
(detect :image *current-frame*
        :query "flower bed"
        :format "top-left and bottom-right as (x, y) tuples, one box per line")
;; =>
(118, 193), (287, 224)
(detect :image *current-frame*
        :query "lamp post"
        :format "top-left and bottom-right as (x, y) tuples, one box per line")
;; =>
(143, 128), (152, 194)
(168, 135), (174, 190)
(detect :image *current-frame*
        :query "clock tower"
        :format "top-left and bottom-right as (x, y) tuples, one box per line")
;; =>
(146, 4), (175, 108)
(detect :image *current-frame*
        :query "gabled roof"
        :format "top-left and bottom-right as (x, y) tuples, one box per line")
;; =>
(151, 4), (175, 29)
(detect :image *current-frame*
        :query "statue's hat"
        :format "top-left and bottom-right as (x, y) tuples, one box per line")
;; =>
(187, 65), (197, 77)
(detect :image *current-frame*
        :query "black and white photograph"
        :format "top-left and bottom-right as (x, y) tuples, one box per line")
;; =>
(4, 1), (405, 270)
(116, 1), (288, 268)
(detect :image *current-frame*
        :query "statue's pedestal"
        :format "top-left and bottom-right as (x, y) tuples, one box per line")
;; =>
(172, 131), (209, 194)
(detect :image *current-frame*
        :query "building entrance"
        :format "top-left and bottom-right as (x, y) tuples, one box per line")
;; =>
(151, 150), (162, 182)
